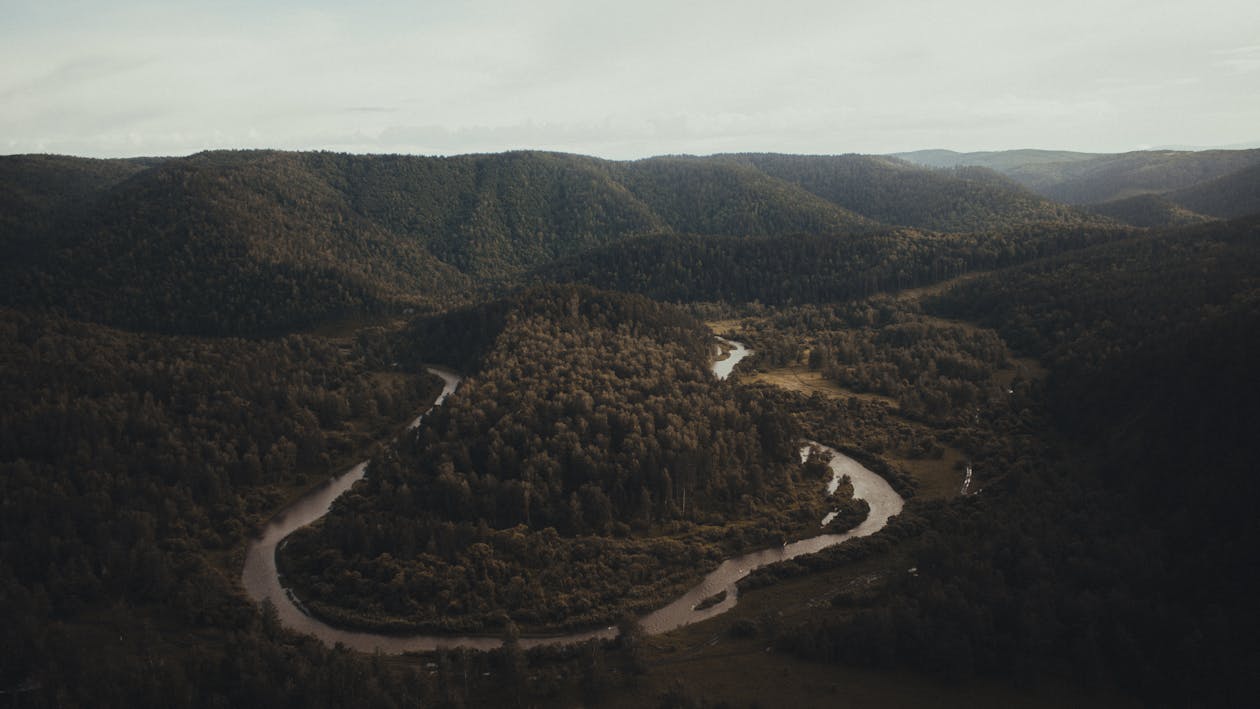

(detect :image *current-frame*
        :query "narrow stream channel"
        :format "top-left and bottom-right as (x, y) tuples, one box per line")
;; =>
(241, 342), (903, 651)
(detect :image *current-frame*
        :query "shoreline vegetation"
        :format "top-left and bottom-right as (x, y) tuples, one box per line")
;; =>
(260, 293), (907, 642)
(260, 427), (894, 643)
(277, 496), (862, 638)
(270, 291), (875, 636)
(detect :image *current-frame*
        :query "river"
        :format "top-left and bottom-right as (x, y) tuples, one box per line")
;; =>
(712, 336), (750, 380)
(241, 341), (903, 651)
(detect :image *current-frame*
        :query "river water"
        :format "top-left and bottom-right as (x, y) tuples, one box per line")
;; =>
(241, 342), (903, 651)
(712, 336), (750, 380)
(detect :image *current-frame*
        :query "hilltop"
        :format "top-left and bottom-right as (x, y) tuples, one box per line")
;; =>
(895, 146), (1260, 206)
(1, 149), (1116, 336)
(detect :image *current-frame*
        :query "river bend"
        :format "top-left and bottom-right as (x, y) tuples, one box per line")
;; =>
(242, 343), (903, 651)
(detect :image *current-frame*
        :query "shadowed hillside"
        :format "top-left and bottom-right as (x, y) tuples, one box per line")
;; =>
(771, 217), (1260, 705)
(899, 147), (1260, 204)
(736, 153), (1098, 232)
(2, 151), (474, 335)
(1083, 193), (1213, 227)
(1169, 162), (1260, 219)
(0, 149), (1126, 336)
(0, 154), (160, 258)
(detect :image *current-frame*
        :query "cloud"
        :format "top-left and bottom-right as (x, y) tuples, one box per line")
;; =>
(3, 0), (1260, 157)
(1214, 45), (1260, 73)
(0, 53), (152, 102)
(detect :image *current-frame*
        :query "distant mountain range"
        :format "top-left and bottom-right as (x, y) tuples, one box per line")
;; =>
(3, 147), (1256, 336)
(893, 147), (1260, 208)
(0, 149), (1112, 335)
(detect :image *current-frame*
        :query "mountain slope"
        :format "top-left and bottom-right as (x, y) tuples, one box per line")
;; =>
(0, 148), (1198, 335)
(0, 151), (883, 334)
(3, 151), (474, 335)
(1168, 162), (1260, 219)
(613, 155), (877, 235)
(0, 155), (159, 257)
(899, 148), (1260, 204)
(1083, 193), (1213, 228)
(807, 216), (1260, 703)
(304, 151), (669, 277)
(1020, 149), (1260, 203)
(532, 223), (1134, 305)
(737, 153), (1099, 232)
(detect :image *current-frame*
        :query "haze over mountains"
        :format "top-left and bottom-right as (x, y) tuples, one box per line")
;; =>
(895, 146), (1260, 208)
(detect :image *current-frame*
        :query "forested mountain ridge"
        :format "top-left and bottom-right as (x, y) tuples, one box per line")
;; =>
(1015, 149), (1260, 204)
(1082, 193), (1213, 228)
(531, 223), (1137, 305)
(300, 150), (669, 276)
(0, 154), (159, 258)
(929, 216), (1260, 436)
(891, 148), (1103, 172)
(732, 153), (1097, 232)
(1, 149), (1123, 336)
(2, 151), (476, 335)
(897, 146), (1260, 206)
(1168, 162), (1260, 219)
(613, 155), (878, 234)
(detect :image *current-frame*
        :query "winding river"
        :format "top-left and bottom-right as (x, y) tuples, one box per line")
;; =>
(712, 336), (750, 380)
(241, 342), (903, 651)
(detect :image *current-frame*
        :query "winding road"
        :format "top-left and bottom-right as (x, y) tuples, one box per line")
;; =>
(241, 341), (903, 651)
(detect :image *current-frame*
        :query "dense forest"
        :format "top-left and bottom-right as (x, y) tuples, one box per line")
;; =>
(733, 298), (1018, 427)
(0, 150), (1119, 336)
(280, 286), (832, 633)
(0, 308), (448, 704)
(2, 147), (1259, 707)
(1168, 162), (1260, 219)
(532, 224), (1134, 306)
(764, 217), (1260, 706)
(732, 153), (1094, 232)
(1082, 193), (1213, 227)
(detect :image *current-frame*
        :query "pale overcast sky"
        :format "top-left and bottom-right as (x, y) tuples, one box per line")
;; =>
(2, 0), (1258, 158)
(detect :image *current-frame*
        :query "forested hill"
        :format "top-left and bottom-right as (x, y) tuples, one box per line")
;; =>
(924, 218), (1260, 697)
(280, 284), (810, 632)
(1082, 193), (1213, 228)
(1168, 162), (1260, 219)
(0, 154), (159, 258)
(1015, 149), (1260, 204)
(531, 224), (1136, 305)
(1, 149), (1117, 336)
(778, 216), (1260, 705)
(730, 153), (1093, 232)
(395, 283), (719, 372)
(897, 146), (1260, 205)
(2, 152), (477, 336)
